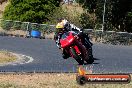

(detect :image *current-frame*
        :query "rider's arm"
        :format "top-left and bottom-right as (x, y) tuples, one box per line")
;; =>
(69, 24), (82, 32)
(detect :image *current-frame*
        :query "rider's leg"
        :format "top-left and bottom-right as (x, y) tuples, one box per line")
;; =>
(83, 33), (93, 47)
(78, 32), (93, 48)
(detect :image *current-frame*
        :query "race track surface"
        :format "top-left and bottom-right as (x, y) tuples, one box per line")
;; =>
(0, 36), (132, 73)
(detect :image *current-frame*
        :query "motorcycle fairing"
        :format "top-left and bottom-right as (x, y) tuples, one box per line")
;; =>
(60, 32), (75, 48)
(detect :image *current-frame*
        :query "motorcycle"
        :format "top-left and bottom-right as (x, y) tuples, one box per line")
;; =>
(60, 31), (94, 65)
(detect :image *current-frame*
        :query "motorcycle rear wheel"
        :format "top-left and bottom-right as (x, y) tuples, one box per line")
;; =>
(85, 56), (94, 64)
(70, 47), (84, 65)
(85, 48), (94, 64)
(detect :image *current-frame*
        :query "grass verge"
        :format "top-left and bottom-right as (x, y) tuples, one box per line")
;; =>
(0, 50), (17, 63)
(0, 73), (131, 88)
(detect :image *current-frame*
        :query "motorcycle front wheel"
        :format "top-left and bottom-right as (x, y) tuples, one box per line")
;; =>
(70, 47), (84, 65)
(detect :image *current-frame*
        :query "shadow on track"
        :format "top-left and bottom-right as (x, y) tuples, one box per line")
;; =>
(83, 57), (100, 65)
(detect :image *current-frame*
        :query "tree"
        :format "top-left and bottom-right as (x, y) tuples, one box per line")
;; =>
(78, 0), (132, 32)
(3, 0), (60, 23)
(124, 12), (132, 32)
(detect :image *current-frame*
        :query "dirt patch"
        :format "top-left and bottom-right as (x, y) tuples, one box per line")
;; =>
(0, 51), (17, 63)
(6, 30), (27, 37)
(0, 73), (76, 88)
(0, 29), (27, 37)
(0, 50), (33, 66)
(44, 32), (55, 39)
(0, 0), (9, 18)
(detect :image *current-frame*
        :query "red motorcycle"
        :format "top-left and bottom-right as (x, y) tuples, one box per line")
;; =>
(60, 31), (94, 65)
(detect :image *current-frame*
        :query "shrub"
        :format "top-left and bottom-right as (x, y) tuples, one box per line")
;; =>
(13, 21), (21, 30)
(0, 20), (13, 30)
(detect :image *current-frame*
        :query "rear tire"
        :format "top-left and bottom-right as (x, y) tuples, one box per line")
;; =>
(86, 56), (94, 64)
(70, 47), (84, 65)
(85, 47), (94, 64)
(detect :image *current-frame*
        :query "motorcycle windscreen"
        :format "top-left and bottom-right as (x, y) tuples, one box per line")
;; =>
(60, 32), (75, 48)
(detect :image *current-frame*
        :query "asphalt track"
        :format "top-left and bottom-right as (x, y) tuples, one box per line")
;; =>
(0, 36), (132, 73)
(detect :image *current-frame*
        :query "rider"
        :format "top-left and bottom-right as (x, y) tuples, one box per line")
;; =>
(54, 18), (93, 59)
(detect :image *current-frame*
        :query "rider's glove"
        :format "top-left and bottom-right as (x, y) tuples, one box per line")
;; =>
(56, 43), (61, 49)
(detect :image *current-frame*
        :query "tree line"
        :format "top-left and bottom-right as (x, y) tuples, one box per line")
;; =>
(3, 0), (60, 23)
(2, 0), (132, 32)
(77, 0), (132, 32)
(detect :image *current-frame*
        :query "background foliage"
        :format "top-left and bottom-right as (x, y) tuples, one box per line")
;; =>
(77, 0), (132, 32)
(3, 0), (60, 23)
(1, 0), (132, 32)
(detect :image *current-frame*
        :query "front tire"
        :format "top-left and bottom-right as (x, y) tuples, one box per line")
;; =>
(70, 47), (84, 65)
